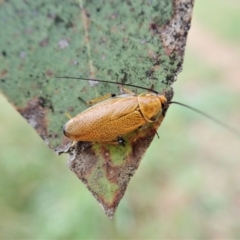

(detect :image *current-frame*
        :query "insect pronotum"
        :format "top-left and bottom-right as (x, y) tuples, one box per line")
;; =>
(56, 76), (240, 145)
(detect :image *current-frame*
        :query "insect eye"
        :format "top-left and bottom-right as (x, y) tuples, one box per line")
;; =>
(161, 101), (167, 109)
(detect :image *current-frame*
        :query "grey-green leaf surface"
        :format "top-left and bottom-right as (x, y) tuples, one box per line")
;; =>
(0, 0), (194, 218)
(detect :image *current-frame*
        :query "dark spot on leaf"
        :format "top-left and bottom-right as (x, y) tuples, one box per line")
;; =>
(145, 69), (155, 79)
(39, 96), (47, 108)
(121, 45), (126, 50)
(1, 79), (5, 82)
(162, 74), (174, 86)
(2, 50), (7, 57)
(177, 61), (182, 69)
(39, 96), (54, 112)
(149, 22), (159, 33)
(120, 69), (129, 83)
(54, 15), (64, 25)
(65, 21), (74, 29)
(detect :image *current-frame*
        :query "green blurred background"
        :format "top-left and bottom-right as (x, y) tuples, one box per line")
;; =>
(1, 0), (240, 239)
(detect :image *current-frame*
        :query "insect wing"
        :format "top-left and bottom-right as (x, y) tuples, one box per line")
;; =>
(64, 95), (146, 142)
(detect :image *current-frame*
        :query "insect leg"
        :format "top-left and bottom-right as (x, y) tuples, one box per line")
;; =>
(97, 136), (126, 146)
(88, 93), (117, 105)
(155, 131), (160, 139)
(65, 112), (72, 120)
(117, 135), (125, 146)
(119, 86), (136, 95)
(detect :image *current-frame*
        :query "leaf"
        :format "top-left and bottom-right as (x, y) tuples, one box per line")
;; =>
(0, 0), (194, 218)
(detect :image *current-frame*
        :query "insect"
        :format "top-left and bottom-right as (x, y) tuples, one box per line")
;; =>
(57, 77), (240, 145)
(62, 79), (168, 145)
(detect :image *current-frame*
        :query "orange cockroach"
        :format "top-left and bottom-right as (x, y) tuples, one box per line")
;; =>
(57, 76), (240, 145)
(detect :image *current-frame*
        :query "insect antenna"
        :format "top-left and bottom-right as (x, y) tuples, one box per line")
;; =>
(170, 101), (240, 137)
(55, 76), (159, 94)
